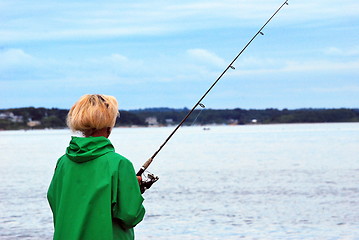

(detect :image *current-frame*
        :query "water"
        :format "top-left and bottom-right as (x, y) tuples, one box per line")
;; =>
(0, 123), (358, 239)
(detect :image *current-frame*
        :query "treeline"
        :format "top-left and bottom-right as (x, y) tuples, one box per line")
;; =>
(133, 108), (359, 125)
(0, 107), (358, 130)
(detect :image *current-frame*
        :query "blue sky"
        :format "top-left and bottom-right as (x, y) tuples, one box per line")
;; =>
(1, 0), (358, 110)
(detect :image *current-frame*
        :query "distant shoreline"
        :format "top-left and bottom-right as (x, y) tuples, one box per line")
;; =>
(1, 107), (358, 131)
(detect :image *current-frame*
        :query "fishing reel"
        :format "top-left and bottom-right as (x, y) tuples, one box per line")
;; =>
(140, 171), (159, 194)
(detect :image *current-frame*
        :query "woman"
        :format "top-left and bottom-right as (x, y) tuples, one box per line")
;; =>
(47, 94), (145, 240)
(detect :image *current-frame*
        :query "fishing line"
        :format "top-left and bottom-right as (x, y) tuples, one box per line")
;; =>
(137, 0), (289, 179)
(191, 103), (206, 126)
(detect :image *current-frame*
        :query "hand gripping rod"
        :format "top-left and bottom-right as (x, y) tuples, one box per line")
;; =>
(137, 0), (289, 176)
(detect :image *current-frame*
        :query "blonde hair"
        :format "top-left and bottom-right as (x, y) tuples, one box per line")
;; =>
(67, 94), (119, 133)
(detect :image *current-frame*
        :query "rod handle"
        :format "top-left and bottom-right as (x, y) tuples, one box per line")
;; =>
(136, 157), (153, 176)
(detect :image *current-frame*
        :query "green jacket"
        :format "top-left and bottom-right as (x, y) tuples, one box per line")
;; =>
(47, 136), (145, 240)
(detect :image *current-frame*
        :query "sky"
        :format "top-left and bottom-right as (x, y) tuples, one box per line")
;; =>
(1, 0), (358, 110)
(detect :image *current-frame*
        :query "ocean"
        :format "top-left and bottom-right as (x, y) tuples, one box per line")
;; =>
(0, 123), (358, 239)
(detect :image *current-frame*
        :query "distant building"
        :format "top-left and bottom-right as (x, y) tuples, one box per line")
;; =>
(0, 112), (24, 123)
(165, 118), (174, 125)
(145, 117), (158, 126)
(251, 119), (258, 124)
(27, 121), (41, 127)
(0, 113), (8, 119)
(227, 119), (239, 125)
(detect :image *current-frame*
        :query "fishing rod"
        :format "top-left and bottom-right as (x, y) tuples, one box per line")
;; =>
(137, 0), (289, 192)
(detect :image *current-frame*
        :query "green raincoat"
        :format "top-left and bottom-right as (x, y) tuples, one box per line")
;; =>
(47, 136), (145, 240)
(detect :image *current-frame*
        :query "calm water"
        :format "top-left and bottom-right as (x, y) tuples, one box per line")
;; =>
(0, 123), (358, 239)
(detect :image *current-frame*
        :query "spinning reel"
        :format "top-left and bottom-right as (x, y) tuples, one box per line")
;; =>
(140, 171), (159, 194)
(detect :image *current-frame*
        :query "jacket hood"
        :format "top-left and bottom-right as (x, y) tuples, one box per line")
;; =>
(66, 136), (115, 163)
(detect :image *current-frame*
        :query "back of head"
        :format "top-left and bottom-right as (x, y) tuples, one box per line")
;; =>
(67, 94), (119, 135)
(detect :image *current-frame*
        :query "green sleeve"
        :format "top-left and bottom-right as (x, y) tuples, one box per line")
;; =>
(112, 158), (145, 229)
(47, 157), (63, 224)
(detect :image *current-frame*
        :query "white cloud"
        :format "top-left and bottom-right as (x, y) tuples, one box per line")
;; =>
(280, 0), (359, 26)
(227, 57), (359, 77)
(282, 60), (359, 73)
(236, 57), (279, 70)
(187, 49), (227, 68)
(0, 48), (38, 69)
(110, 54), (129, 63)
(324, 46), (359, 57)
(4, 0), (359, 43)
(311, 85), (359, 93)
(87, 53), (144, 74)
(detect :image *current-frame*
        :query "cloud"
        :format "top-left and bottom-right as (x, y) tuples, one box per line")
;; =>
(187, 49), (227, 68)
(281, 1), (359, 26)
(0, 48), (36, 69)
(227, 57), (359, 77)
(1, 0), (359, 109)
(88, 53), (139, 70)
(4, 0), (359, 43)
(324, 46), (359, 57)
(282, 60), (359, 73)
(0, 49), (45, 81)
(311, 85), (359, 93)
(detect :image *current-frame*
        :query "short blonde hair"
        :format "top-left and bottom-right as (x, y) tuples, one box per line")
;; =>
(67, 94), (119, 133)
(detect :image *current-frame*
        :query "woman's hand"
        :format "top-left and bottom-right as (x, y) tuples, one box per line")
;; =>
(136, 176), (142, 185)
